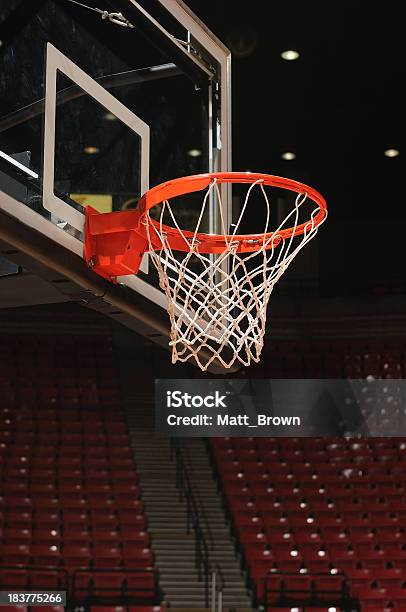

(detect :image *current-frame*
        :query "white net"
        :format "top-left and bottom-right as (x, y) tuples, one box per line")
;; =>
(144, 178), (325, 371)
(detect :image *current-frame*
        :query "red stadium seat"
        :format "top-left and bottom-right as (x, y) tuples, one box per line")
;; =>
(92, 545), (122, 568)
(93, 573), (125, 597)
(256, 574), (282, 601)
(35, 510), (60, 528)
(32, 528), (61, 544)
(63, 545), (91, 569)
(120, 529), (150, 545)
(91, 529), (121, 545)
(124, 573), (155, 599)
(29, 570), (61, 589)
(72, 571), (92, 599)
(2, 527), (31, 544)
(0, 569), (28, 589)
(122, 546), (154, 568)
(312, 575), (346, 600)
(84, 469), (110, 484)
(85, 482), (112, 496)
(118, 512), (146, 528)
(31, 544), (60, 566)
(1, 544), (30, 565)
(357, 586), (389, 606)
(90, 511), (119, 530)
(87, 497), (116, 511)
(282, 575), (312, 598)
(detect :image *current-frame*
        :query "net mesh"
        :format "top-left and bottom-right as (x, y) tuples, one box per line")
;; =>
(144, 178), (324, 371)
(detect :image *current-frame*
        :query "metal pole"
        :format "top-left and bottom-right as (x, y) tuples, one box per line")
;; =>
(211, 571), (216, 612)
(217, 588), (223, 612)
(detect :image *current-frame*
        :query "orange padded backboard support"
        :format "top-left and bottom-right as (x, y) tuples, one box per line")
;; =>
(84, 206), (147, 280)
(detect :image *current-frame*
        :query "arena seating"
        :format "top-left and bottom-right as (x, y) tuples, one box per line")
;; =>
(212, 437), (406, 610)
(252, 338), (405, 378)
(0, 334), (157, 606)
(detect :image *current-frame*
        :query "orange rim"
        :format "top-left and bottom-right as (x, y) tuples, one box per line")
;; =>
(135, 172), (327, 254)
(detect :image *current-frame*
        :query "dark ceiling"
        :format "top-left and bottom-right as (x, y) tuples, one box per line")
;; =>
(186, 0), (404, 221)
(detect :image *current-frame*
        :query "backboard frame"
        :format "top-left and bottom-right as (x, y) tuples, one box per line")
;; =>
(42, 42), (150, 233)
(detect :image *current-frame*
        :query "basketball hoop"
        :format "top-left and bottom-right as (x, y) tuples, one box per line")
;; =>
(84, 172), (327, 370)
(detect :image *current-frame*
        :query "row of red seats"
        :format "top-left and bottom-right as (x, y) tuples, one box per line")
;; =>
(240, 523), (403, 541)
(0, 367), (118, 377)
(0, 400), (121, 410)
(261, 573), (406, 606)
(0, 447), (133, 459)
(251, 366), (404, 378)
(1, 495), (142, 509)
(258, 361), (405, 374)
(216, 445), (406, 458)
(228, 496), (406, 512)
(1, 543), (153, 567)
(0, 468), (136, 480)
(0, 393), (120, 403)
(1, 426), (127, 438)
(1, 406), (124, 415)
(0, 338), (114, 351)
(1, 420), (128, 431)
(245, 536), (406, 556)
(1, 526), (149, 545)
(260, 573), (347, 599)
(1, 512), (146, 532)
(1, 465), (135, 477)
(227, 482), (405, 497)
(212, 436), (406, 450)
(0, 427), (129, 439)
(0, 568), (155, 598)
(1, 480), (139, 492)
(0, 357), (116, 366)
(218, 439), (405, 449)
(220, 464), (406, 479)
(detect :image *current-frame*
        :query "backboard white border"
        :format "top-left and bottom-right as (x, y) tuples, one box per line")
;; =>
(43, 43), (150, 232)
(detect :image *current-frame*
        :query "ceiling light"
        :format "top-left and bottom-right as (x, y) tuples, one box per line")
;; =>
(104, 112), (117, 121)
(281, 49), (300, 61)
(384, 148), (399, 158)
(84, 146), (99, 154)
(187, 148), (202, 158)
(282, 151), (296, 161)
